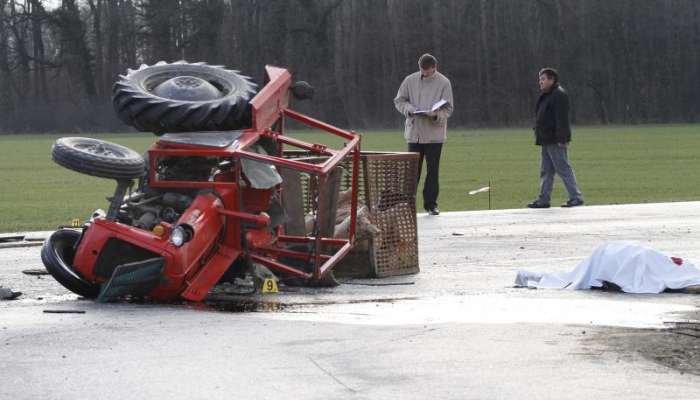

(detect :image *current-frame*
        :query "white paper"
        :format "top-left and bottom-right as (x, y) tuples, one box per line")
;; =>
(468, 186), (490, 195)
(413, 99), (448, 115)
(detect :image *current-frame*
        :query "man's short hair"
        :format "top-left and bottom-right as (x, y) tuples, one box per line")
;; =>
(419, 54), (438, 69)
(539, 67), (559, 83)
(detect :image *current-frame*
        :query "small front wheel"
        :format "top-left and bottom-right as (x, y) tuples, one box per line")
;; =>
(51, 137), (145, 180)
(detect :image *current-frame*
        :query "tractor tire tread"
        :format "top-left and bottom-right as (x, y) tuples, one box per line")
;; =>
(112, 61), (256, 134)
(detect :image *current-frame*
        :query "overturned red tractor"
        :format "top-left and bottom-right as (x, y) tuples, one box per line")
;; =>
(42, 63), (362, 302)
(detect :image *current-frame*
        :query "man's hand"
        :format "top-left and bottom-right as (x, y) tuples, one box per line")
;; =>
(425, 111), (437, 118)
(558, 142), (568, 148)
(406, 105), (417, 117)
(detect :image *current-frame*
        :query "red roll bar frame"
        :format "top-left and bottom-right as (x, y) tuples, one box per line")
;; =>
(147, 65), (361, 283)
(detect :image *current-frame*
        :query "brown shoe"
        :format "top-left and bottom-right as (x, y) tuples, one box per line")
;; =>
(684, 285), (700, 294)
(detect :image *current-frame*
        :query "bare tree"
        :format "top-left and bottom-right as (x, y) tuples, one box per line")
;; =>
(0, 0), (699, 132)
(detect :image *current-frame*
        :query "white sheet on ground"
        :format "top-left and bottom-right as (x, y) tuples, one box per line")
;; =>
(515, 241), (700, 293)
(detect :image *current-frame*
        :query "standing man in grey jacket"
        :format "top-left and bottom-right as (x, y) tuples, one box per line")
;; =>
(394, 53), (454, 215)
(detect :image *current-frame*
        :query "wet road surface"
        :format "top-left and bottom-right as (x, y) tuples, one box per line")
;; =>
(1, 202), (700, 399)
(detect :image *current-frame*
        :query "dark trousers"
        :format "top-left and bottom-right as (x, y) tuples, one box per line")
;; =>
(408, 142), (443, 210)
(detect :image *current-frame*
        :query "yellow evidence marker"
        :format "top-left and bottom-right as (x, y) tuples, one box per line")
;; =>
(261, 278), (279, 294)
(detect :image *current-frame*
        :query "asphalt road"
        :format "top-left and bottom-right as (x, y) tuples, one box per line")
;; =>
(2, 202), (700, 399)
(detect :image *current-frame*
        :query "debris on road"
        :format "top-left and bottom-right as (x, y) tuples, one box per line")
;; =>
(0, 286), (22, 300)
(0, 235), (24, 243)
(43, 310), (86, 314)
(341, 281), (415, 286)
(22, 268), (50, 276)
(0, 238), (44, 249)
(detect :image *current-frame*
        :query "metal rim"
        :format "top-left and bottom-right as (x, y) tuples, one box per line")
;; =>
(73, 141), (131, 159)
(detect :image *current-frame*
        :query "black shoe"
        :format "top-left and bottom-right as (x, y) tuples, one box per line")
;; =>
(561, 198), (584, 208)
(527, 201), (550, 209)
(427, 207), (440, 215)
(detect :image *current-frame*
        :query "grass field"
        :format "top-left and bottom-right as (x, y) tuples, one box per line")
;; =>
(1, 124), (699, 232)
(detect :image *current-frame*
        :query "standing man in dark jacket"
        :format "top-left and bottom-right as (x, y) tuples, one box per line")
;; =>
(527, 68), (584, 208)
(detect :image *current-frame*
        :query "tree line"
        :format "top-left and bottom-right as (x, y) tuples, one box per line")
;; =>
(1, 0), (698, 133)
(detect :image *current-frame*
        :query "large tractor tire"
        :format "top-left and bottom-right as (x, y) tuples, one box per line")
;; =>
(41, 229), (100, 299)
(113, 61), (257, 134)
(52, 137), (145, 180)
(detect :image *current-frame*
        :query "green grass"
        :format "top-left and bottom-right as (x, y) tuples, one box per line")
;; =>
(1, 125), (699, 232)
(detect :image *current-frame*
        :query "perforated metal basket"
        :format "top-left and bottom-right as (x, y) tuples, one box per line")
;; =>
(283, 151), (420, 278)
(360, 153), (419, 277)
